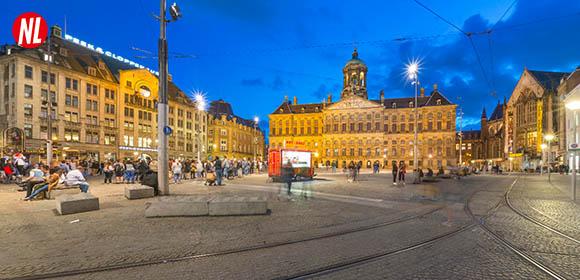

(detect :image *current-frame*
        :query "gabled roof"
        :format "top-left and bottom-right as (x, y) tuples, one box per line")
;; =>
(208, 99), (260, 130)
(271, 101), (329, 114)
(528, 70), (569, 90)
(489, 103), (504, 121)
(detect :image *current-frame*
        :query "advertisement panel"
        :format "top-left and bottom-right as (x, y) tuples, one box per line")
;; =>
(537, 101), (543, 152)
(281, 150), (311, 168)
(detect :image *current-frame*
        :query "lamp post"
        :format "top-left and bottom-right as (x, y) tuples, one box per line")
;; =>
(253, 117), (259, 163)
(458, 108), (464, 167)
(194, 94), (205, 162)
(156, 1), (181, 195)
(540, 143), (547, 175)
(509, 157), (513, 173)
(406, 60), (420, 183)
(565, 101), (580, 201)
(544, 133), (555, 183)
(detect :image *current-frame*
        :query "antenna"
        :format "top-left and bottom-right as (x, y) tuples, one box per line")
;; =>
(64, 14), (67, 35)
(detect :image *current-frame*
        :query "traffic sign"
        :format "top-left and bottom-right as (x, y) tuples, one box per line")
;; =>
(163, 126), (173, 135)
(569, 143), (580, 151)
(12, 12), (48, 48)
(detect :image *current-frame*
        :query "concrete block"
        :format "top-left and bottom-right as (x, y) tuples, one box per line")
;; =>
(125, 186), (154, 200)
(209, 196), (268, 216)
(145, 196), (211, 217)
(56, 193), (99, 215)
(48, 188), (79, 199)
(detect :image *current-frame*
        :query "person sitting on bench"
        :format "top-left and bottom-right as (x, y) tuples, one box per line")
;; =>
(65, 165), (89, 193)
(22, 168), (63, 201)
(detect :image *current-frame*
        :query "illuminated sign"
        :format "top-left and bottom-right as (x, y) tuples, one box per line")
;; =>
(64, 34), (159, 76)
(119, 146), (157, 152)
(281, 150), (311, 168)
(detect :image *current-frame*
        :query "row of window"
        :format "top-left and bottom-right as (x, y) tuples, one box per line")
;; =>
(322, 147), (453, 157)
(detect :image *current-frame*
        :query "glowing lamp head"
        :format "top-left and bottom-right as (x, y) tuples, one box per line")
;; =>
(544, 134), (555, 141)
(254, 116), (259, 123)
(540, 144), (548, 149)
(566, 101), (580, 110)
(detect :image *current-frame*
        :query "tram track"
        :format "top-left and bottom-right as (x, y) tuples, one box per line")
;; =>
(5, 204), (445, 280)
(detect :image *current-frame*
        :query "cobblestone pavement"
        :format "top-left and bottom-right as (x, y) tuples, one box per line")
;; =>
(1, 173), (576, 279)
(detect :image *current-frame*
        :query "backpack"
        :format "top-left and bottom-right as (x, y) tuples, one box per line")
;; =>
(114, 164), (123, 173)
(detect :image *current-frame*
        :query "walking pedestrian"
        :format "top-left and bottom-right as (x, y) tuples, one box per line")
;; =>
(103, 161), (114, 184)
(214, 157), (223, 186)
(398, 161), (406, 185)
(392, 160), (398, 185)
(172, 160), (182, 184)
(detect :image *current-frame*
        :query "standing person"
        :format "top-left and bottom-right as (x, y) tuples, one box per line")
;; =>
(190, 161), (196, 179)
(65, 165), (90, 193)
(103, 161), (114, 184)
(182, 160), (190, 180)
(15, 156), (26, 176)
(283, 160), (294, 195)
(355, 161), (361, 181)
(124, 160), (136, 184)
(57, 160), (70, 175)
(398, 161), (406, 185)
(223, 156), (231, 180)
(331, 160), (337, 173)
(196, 161), (203, 179)
(392, 160), (398, 185)
(113, 160), (125, 184)
(214, 157), (223, 186)
(137, 160), (149, 182)
(171, 160), (182, 184)
(348, 161), (356, 182)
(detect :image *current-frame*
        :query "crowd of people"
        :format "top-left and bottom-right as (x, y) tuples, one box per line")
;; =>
(0, 154), (268, 201)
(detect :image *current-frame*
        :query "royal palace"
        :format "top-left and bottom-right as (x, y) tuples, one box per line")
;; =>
(269, 47), (457, 169)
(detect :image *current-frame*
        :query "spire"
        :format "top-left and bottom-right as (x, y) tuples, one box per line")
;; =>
(352, 41), (358, 59)
(481, 107), (487, 119)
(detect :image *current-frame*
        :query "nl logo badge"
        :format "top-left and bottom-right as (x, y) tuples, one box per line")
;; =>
(12, 12), (48, 48)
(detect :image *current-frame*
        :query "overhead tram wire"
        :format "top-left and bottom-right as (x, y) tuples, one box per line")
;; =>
(413, 0), (493, 92)
(487, 0), (518, 95)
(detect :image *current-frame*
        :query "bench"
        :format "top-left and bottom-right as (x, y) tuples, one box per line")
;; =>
(48, 188), (80, 199)
(145, 196), (211, 217)
(56, 193), (99, 215)
(125, 186), (154, 200)
(209, 196), (268, 216)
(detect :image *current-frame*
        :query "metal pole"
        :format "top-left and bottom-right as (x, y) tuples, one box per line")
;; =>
(413, 75), (419, 183)
(459, 109), (463, 166)
(197, 110), (201, 162)
(548, 139), (551, 183)
(573, 111), (577, 201)
(157, 0), (169, 195)
(46, 36), (53, 167)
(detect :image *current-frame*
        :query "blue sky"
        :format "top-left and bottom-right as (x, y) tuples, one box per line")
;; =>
(3, 0), (580, 135)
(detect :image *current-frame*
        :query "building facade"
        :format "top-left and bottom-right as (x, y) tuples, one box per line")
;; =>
(561, 66), (580, 168)
(269, 48), (457, 169)
(207, 99), (265, 161)
(0, 25), (207, 163)
(504, 68), (568, 170)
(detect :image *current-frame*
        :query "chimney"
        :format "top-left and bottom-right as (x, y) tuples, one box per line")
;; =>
(323, 99), (326, 108)
(50, 25), (63, 38)
(328, 94), (332, 103)
(284, 95), (288, 103)
(380, 90), (384, 104)
(293, 96), (297, 105)
(420, 87), (425, 97)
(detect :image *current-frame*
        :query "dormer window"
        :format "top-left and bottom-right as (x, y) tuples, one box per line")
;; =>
(98, 60), (106, 70)
(436, 99), (442, 105)
(391, 102), (397, 109)
(59, 48), (68, 57)
(315, 107), (319, 112)
(409, 101), (413, 108)
(280, 108), (284, 113)
(88, 67), (97, 76)
(301, 107), (305, 113)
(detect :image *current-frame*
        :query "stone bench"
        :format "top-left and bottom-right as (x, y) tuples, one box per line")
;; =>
(209, 196), (268, 216)
(48, 188), (80, 200)
(145, 196), (211, 218)
(56, 193), (99, 215)
(125, 186), (154, 200)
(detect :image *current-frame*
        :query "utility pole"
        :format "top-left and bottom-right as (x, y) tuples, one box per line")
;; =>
(156, 1), (181, 195)
(413, 75), (419, 183)
(458, 108), (464, 167)
(157, 0), (169, 195)
(46, 35), (53, 167)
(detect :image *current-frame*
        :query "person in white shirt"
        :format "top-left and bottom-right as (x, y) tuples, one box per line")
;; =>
(65, 166), (89, 193)
(172, 160), (182, 184)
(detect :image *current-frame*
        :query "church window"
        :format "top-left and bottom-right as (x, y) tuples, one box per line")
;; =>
(360, 72), (365, 86)
(436, 99), (442, 105)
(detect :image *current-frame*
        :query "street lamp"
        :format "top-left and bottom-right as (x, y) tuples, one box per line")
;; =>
(544, 133), (555, 182)
(253, 117), (259, 163)
(406, 58), (421, 183)
(194, 93), (205, 162)
(540, 143), (547, 175)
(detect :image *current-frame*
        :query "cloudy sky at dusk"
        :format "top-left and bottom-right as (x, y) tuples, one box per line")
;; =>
(2, 0), (580, 135)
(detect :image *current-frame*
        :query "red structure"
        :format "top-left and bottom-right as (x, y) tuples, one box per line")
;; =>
(268, 149), (314, 180)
